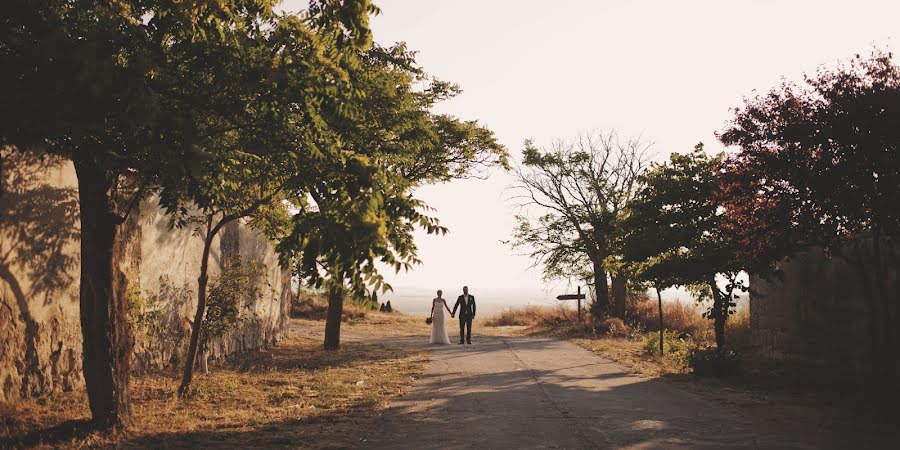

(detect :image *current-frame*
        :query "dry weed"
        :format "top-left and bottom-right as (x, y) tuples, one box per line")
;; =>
(1, 317), (428, 449)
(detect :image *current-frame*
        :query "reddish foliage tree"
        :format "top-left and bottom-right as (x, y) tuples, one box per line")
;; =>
(718, 49), (900, 387)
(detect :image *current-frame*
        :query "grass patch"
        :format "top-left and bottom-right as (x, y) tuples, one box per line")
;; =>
(0, 318), (428, 449)
(481, 304), (578, 327)
(481, 302), (749, 380)
(623, 296), (710, 338)
(290, 291), (371, 321)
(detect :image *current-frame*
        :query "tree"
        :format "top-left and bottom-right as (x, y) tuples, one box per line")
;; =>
(277, 43), (507, 350)
(623, 145), (745, 350)
(718, 50), (900, 384)
(277, 154), (447, 350)
(510, 131), (649, 319)
(163, 4), (358, 396)
(0, 0), (375, 427)
(173, 153), (293, 397)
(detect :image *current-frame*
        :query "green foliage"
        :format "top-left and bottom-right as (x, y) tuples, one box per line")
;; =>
(308, 0), (380, 51)
(1, 0), (382, 419)
(278, 43), (507, 303)
(642, 330), (689, 358)
(201, 260), (266, 352)
(687, 347), (742, 377)
(624, 145), (732, 283)
(338, 44), (509, 185)
(126, 285), (164, 338)
(623, 144), (746, 349)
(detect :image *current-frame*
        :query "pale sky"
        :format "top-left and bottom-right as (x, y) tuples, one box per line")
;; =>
(282, 1), (899, 306)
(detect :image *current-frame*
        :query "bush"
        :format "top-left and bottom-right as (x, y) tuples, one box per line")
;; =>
(594, 317), (631, 337)
(687, 347), (742, 377)
(642, 330), (689, 358)
(202, 261), (265, 352)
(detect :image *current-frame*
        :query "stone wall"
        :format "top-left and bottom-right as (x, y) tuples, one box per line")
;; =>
(0, 149), (292, 401)
(750, 240), (898, 374)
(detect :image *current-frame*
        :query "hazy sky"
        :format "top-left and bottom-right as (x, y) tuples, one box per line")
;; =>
(282, 1), (899, 301)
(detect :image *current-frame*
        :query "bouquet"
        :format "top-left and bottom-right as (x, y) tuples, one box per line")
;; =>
(425, 317), (433, 325)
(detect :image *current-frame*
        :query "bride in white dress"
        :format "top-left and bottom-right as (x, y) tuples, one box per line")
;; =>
(430, 290), (452, 344)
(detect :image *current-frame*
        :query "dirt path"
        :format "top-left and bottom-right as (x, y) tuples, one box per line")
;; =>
(360, 334), (882, 450)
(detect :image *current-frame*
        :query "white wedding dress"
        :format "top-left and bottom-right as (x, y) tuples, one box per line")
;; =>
(430, 298), (451, 344)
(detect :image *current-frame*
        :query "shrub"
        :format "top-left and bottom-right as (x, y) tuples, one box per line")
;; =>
(687, 347), (741, 377)
(642, 330), (689, 358)
(202, 261), (265, 353)
(594, 317), (631, 337)
(127, 284), (164, 337)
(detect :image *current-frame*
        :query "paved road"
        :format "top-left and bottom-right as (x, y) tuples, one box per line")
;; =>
(362, 335), (817, 450)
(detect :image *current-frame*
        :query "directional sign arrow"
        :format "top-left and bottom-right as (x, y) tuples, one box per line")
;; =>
(556, 294), (586, 300)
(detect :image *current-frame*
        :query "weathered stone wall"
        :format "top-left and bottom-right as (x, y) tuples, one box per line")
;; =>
(750, 240), (898, 374)
(0, 149), (291, 400)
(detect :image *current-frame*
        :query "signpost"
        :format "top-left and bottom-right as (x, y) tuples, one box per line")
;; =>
(556, 286), (586, 320)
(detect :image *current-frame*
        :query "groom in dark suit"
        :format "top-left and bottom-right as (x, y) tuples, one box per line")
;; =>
(451, 286), (476, 344)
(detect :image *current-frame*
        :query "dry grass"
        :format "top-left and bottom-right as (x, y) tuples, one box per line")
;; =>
(572, 337), (689, 378)
(726, 308), (752, 351)
(0, 317), (428, 449)
(482, 304), (574, 327)
(482, 301), (752, 379)
(484, 300), (749, 345)
(483, 305), (692, 378)
(624, 296), (710, 338)
(291, 292), (371, 321)
(482, 302), (897, 427)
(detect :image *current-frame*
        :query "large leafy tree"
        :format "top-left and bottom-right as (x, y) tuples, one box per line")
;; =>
(277, 43), (507, 350)
(278, 154), (445, 350)
(510, 132), (648, 319)
(624, 145), (745, 350)
(718, 50), (899, 383)
(0, 0), (374, 427)
(163, 6), (360, 397)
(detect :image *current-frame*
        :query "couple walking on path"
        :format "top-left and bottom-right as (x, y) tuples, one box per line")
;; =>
(429, 286), (476, 345)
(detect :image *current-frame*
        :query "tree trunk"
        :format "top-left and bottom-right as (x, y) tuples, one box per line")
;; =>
(709, 280), (726, 351)
(324, 281), (344, 350)
(590, 259), (609, 318)
(656, 287), (664, 356)
(178, 227), (215, 397)
(74, 158), (132, 428)
(611, 274), (627, 318)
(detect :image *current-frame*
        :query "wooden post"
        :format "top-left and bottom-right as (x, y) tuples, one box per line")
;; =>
(656, 287), (664, 356)
(557, 290), (587, 322)
(577, 286), (582, 321)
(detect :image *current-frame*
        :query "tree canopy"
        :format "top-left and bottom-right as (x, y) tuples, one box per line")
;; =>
(623, 144), (743, 349)
(718, 49), (900, 268)
(0, 0), (379, 427)
(718, 49), (899, 382)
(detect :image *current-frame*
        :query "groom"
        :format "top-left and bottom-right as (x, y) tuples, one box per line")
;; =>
(451, 286), (476, 344)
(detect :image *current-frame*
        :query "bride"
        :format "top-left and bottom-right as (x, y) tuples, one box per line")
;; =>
(430, 290), (453, 344)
